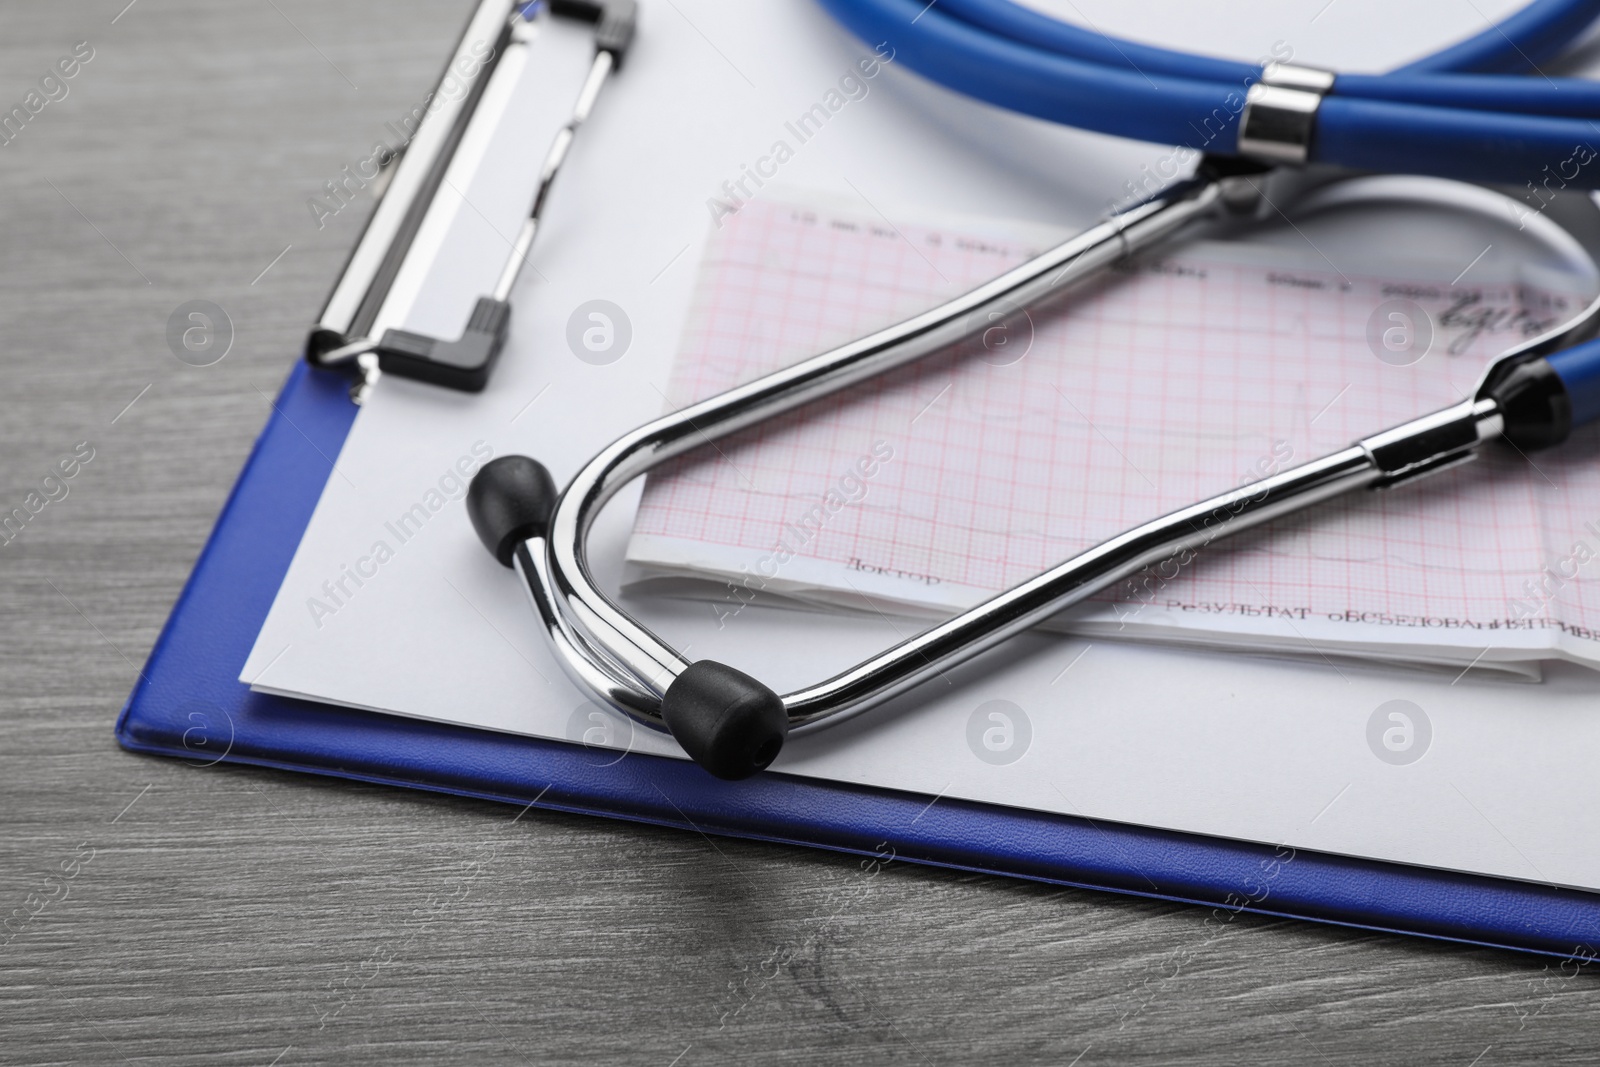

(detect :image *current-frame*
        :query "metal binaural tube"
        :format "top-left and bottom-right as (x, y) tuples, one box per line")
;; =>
(540, 174), (1244, 710)
(779, 447), (1384, 726)
(525, 166), (1571, 742)
(776, 395), (1507, 726)
(513, 541), (663, 721)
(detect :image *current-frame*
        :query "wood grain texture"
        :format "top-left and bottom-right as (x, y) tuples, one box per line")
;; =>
(0, 2), (1595, 1064)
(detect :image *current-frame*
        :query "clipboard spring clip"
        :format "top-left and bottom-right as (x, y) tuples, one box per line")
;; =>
(304, 0), (636, 397)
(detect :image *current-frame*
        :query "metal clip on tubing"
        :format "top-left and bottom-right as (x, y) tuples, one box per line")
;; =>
(468, 165), (1600, 780)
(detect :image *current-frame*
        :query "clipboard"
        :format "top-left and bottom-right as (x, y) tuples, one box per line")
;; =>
(114, 357), (1600, 960)
(117, 0), (1600, 960)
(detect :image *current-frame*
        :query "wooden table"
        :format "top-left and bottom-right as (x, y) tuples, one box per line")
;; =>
(0, 2), (1591, 1062)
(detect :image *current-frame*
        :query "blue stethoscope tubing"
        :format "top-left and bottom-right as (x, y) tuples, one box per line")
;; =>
(814, 0), (1600, 185)
(814, 0), (1600, 432)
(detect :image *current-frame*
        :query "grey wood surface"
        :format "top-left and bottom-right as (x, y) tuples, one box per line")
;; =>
(0, 2), (1596, 1063)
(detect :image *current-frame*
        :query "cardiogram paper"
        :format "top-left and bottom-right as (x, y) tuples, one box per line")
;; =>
(625, 197), (1600, 674)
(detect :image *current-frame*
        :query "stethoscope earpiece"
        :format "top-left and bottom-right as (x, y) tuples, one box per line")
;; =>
(660, 662), (788, 781)
(467, 455), (559, 567)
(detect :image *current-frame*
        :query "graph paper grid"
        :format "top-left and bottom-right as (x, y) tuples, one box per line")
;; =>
(626, 197), (1600, 671)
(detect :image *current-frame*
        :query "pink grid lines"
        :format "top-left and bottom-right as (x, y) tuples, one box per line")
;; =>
(630, 198), (1600, 654)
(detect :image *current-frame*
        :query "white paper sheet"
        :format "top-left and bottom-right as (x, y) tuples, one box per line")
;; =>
(242, 0), (1600, 894)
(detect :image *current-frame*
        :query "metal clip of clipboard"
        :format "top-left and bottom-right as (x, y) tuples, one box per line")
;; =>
(304, 0), (635, 397)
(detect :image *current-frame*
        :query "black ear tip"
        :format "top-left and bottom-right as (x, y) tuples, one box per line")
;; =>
(467, 455), (559, 566)
(661, 661), (788, 780)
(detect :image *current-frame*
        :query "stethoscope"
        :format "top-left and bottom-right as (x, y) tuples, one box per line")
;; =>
(463, 0), (1600, 779)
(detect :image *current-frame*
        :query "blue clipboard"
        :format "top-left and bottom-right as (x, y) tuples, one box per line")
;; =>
(114, 356), (1600, 960)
